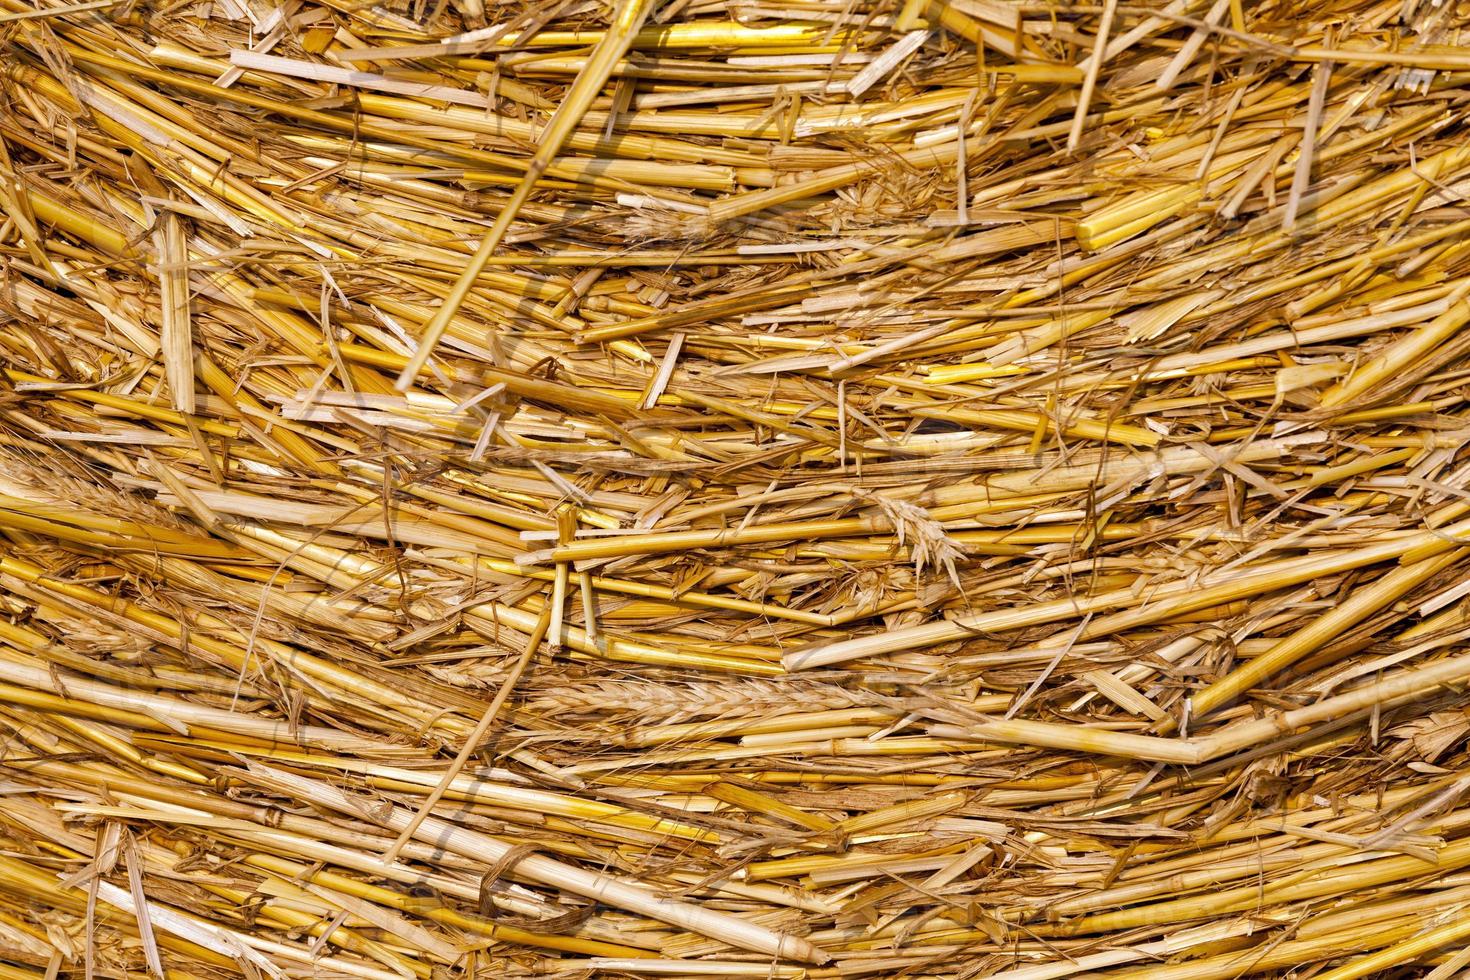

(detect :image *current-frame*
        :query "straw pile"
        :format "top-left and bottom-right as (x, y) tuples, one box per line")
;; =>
(6, 0), (1470, 975)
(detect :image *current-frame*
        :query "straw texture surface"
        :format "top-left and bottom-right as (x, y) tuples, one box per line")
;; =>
(4, 0), (1470, 976)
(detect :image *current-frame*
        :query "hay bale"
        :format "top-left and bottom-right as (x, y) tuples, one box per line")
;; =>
(2, 0), (1470, 975)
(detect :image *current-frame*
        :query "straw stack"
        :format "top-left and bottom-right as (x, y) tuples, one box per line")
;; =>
(4, 0), (1470, 975)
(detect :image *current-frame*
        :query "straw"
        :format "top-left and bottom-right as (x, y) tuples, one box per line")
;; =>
(6, 0), (1470, 975)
